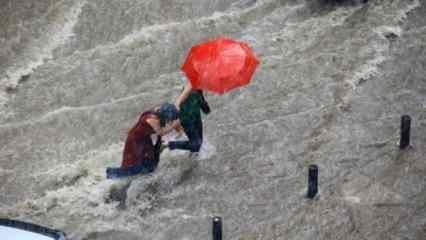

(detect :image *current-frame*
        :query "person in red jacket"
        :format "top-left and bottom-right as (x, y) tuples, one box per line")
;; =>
(106, 103), (179, 179)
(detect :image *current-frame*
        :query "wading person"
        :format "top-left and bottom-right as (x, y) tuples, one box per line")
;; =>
(106, 103), (179, 179)
(166, 82), (210, 157)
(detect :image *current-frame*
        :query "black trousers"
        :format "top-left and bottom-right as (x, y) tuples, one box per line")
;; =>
(168, 119), (203, 153)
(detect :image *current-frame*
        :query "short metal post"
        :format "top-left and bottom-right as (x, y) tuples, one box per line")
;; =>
(307, 165), (318, 199)
(400, 115), (411, 149)
(212, 216), (222, 240)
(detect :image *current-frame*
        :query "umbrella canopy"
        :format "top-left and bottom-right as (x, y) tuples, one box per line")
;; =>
(181, 37), (259, 94)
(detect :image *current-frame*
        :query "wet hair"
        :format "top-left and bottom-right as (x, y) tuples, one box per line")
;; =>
(158, 103), (178, 127)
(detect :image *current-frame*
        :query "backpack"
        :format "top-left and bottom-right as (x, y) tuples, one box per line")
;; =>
(198, 90), (211, 114)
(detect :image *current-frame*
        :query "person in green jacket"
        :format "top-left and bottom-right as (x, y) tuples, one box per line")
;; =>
(167, 82), (210, 154)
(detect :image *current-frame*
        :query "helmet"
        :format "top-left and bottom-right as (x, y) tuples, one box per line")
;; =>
(158, 103), (178, 127)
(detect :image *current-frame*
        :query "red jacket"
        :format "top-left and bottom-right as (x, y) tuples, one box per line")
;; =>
(121, 110), (161, 169)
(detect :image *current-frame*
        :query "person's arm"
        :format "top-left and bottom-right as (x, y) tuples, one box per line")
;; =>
(174, 82), (193, 110)
(147, 118), (178, 136)
(170, 119), (181, 130)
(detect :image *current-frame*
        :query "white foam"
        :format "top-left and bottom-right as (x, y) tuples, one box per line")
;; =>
(395, 0), (420, 22)
(344, 196), (361, 204)
(375, 25), (402, 38)
(117, 10), (230, 47)
(115, 0), (280, 49)
(0, 0), (86, 105)
(346, 0), (420, 90)
(198, 138), (216, 160)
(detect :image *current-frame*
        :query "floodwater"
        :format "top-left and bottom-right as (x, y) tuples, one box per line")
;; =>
(0, 0), (425, 239)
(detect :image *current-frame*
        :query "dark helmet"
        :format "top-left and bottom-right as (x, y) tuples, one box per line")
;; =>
(158, 103), (178, 127)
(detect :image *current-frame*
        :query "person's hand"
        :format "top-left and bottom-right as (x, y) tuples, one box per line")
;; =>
(174, 103), (180, 112)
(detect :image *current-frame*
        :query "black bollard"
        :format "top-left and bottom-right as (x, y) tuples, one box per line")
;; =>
(307, 165), (318, 199)
(400, 115), (411, 149)
(212, 216), (222, 240)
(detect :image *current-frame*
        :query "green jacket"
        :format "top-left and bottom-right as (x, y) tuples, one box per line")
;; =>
(179, 90), (202, 126)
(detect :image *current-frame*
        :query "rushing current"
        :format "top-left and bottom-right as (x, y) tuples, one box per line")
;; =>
(0, 0), (425, 239)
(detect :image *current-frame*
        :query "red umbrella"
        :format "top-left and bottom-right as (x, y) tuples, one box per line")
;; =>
(181, 37), (259, 94)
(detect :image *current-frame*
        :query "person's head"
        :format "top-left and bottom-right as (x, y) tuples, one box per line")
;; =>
(158, 102), (178, 127)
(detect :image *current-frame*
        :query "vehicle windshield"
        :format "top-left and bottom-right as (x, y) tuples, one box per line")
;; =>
(0, 226), (55, 240)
